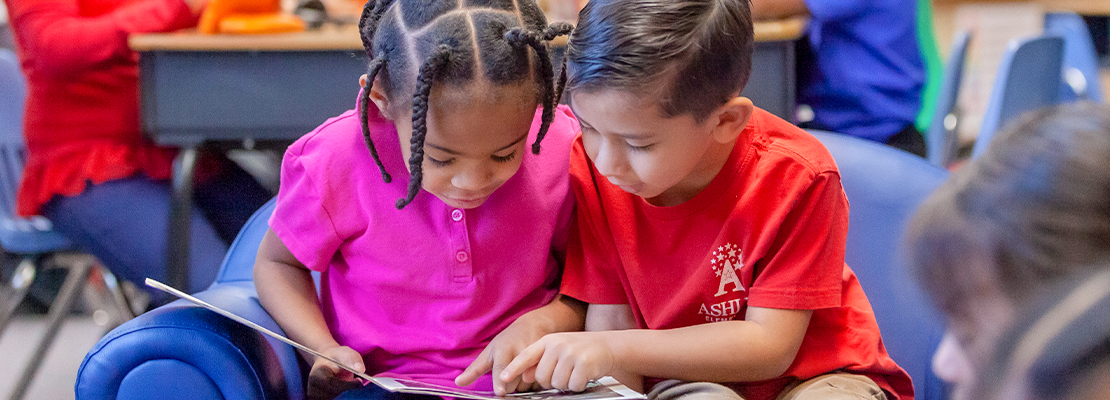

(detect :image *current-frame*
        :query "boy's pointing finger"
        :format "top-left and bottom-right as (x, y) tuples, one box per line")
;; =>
(499, 342), (546, 383)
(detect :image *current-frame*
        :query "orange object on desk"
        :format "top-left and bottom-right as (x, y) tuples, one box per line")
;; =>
(219, 14), (306, 34)
(199, 0), (305, 34)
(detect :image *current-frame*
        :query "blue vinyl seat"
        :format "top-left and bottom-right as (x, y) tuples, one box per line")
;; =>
(75, 197), (306, 400)
(971, 35), (1064, 159)
(811, 131), (950, 400)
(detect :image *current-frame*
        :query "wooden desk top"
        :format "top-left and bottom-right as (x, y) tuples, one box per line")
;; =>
(934, 0), (1110, 16)
(130, 17), (807, 52)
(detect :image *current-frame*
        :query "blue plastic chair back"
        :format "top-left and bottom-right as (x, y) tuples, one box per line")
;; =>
(1045, 12), (1103, 103)
(214, 197), (276, 284)
(0, 48), (72, 253)
(811, 131), (950, 400)
(926, 30), (972, 168)
(972, 35), (1064, 159)
(0, 49), (26, 219)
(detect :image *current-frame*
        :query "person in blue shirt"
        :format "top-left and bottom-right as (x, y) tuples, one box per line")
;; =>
(752, 0), (926, 157)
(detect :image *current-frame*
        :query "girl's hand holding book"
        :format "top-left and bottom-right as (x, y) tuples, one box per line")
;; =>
(307, 345), (366, 400)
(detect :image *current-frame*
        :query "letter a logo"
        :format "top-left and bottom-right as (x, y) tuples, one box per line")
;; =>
(711, 243), (744, 297)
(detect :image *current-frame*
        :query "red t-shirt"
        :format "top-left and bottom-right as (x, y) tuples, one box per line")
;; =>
(561, 108), (913, 400)
(6, 0), (198, 216)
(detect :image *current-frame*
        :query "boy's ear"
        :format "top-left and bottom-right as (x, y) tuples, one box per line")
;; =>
(361, 74), (397, 121)
(711, 96), (755, 144)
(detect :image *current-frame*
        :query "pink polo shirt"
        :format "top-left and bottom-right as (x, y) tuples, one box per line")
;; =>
(269, 102), (578, 390)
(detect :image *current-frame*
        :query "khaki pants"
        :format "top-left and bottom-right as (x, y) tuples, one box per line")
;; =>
(646, 374), (887, 400)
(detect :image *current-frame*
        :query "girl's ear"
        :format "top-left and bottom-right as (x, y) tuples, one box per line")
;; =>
(361, 74), (397, 120)
(711, 96), (754, 144)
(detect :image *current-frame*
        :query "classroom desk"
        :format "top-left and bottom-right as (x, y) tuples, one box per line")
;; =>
(130, 18), (806, 292)
(934, 0), (1110, 16)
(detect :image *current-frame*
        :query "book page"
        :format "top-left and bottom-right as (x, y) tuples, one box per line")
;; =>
(146, 278), (646, 400)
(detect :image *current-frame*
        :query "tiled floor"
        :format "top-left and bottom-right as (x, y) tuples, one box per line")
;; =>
(0, 316), (106, 400)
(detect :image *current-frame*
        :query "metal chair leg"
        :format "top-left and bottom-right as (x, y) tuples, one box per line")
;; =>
(93, 266), (137, 328)
(6, 254), (94, 400)
(0, 258), (37, 336)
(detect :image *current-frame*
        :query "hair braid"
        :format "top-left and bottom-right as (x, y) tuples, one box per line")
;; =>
(359, 0), (395, 54)
(543, 22), (574, 41)
(359, 59), (392, 183)
(544, 23), (574, 109)
(553, 55), (569, 106)
(358, 0), (375, 56)
(505, 28), (556, 155)
(396, 44), (453, 209)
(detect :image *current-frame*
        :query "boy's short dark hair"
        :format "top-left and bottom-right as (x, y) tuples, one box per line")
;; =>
(564, 0), (754, 122)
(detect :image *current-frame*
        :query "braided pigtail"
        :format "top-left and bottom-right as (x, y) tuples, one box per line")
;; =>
(359, 0), (394, 48)
(358, 0), (398, 183)
(553, 55), (569, 106)
(544, 22), (574, 41)
(358, 0), (375, 55)
(545, 23), (574, 110)
(396, 44), (453, 209)
(359, 59), (391, 183)
(505, 28), (555, 155)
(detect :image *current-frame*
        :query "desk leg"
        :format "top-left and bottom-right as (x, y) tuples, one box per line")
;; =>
(168, 146), (197, 292)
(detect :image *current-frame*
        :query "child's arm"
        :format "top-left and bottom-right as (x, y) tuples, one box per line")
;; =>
(455, 294), (587, 395)
(254, 228), (364, 399)
(584, 304), (642, 393)
(500, 306), (812, 391)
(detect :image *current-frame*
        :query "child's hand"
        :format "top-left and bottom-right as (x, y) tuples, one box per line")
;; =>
(499, 332), (617, 392)
(306, 346), (365, 400)
(456, 318), (549, 396)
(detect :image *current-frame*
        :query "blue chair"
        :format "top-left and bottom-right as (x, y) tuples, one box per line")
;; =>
(971, 35), (1064, 159)
(76, 197), (305, 400)
(0, 48), (135, 400)
(1045, 11), (1103, 103)
(811, 131), (950, 400)
(925, 30), (972, 168)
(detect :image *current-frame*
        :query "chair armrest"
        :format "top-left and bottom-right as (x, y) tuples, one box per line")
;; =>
(76, 282), (305, 400)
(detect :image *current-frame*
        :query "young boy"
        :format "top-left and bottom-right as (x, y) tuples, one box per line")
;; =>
(456, 0), (913, 399)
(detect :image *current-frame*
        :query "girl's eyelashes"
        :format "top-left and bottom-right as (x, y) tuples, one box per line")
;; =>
(427, 156), (454, 167)
(492, 151), (517, 163)
(628, 143), (655, 152)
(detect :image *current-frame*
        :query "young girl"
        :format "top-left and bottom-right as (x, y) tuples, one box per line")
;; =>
(253, 0), (576, 399)
(903, 102), (1110, 400)
(971, 267), (1110, 400)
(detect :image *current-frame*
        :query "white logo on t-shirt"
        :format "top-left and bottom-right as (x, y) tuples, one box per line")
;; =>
(698, 243), (748, 322)
(711, 243), (744, 297)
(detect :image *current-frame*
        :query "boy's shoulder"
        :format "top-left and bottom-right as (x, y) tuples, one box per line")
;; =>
(745, 108), (840, 178)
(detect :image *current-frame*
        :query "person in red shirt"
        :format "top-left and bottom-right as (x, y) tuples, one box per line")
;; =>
(5, 0), (270, 299)
(456, 0), (913, 399)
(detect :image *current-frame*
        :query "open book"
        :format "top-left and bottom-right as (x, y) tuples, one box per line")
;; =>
(145, 278), (646, 400)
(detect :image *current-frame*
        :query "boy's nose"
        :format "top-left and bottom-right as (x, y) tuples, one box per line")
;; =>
(592, 139), (627, 178)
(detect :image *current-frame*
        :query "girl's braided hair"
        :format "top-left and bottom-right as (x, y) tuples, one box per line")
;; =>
(357, 0), (574, 209)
